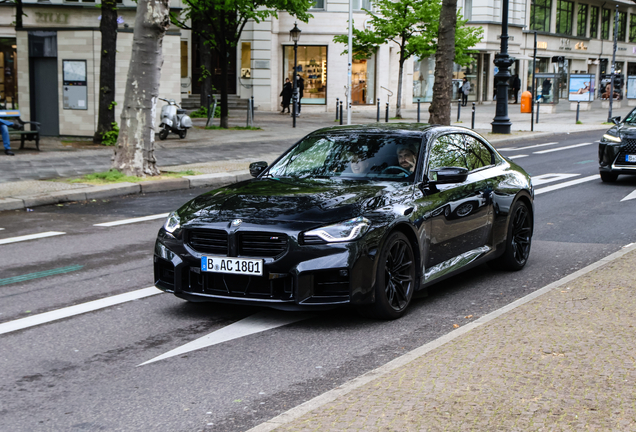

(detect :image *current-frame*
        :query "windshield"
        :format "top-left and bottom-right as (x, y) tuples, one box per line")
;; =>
(266, 132), (422, 181)
(624, 109), (636, 125)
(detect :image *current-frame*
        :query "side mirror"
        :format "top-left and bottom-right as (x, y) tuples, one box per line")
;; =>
(249, 161), (268, 177)
(611, 116), (621, 125)
(430, 166), (469, 184)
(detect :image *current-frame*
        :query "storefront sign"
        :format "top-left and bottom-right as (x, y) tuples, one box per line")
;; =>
(35, 12), (70, 25)
(537, 41), (548, 50)
(568, 74), (594, 102)
(559, 38), (572, 51)
(574, 42), (588, 50)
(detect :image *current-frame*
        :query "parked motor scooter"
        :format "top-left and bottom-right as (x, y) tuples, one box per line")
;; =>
(158, 98), (192, 140)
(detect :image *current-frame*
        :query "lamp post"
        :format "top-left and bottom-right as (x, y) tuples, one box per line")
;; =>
(491, 0), (513, 134)
(290, 23), (301, 128)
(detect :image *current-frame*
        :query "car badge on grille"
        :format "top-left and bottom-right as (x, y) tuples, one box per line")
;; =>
(231, 219), (243, 227)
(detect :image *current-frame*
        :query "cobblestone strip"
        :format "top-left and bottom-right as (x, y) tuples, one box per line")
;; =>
(248, 243), (636, 432)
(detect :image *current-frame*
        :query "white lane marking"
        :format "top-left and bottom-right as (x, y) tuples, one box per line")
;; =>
(508, 154), (528, 159)
(0, 287), (161, 336)
(621, 189), (636, 202)
(0, 228), (4, 231)
(498, 142), (558, 151)
(531, 173), (580, 186)
(0, 231), (66, 245)
(534, 142), (594, 154)
(534, 174), (599, 195)
(94, 213), (169, 227)
(139, 311), (313, 366)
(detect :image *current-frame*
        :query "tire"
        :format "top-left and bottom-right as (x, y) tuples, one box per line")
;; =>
(489, 200), (533, 271)
(158, 128), (169, 140)
(362, 231), (415, 320)
(179, 129), (187, 139)
(600, 171), (618, 183)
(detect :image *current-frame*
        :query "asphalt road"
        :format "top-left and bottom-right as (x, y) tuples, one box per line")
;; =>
(1, 130), (635, 432)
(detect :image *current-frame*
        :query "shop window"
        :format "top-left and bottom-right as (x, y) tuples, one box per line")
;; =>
(530, 0), (551, 32)
(241, 42), (251, 79)
(284, 45), (327, 105)
(601, 8), (611, 40)
(617, 11), (627, 42)
(413, 56), (435, 103)
(577, 4), (587, 37)
(181, 41), (188, 78)
(590, 6), (599, 38)
(351, 55), (375, 105)
(630, 14), (636, 43)
(556, 0), (573, 35)
(0, 39), (17, 106)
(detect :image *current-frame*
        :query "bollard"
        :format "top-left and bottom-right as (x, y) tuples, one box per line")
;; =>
(377, 98), (381, 122)
(471, 102), (475, 129)
(576, 101), (580, 123)
(336, 98), (339, 120)
(206, 94), (212, 127)
(417, 99), (421, 123)
(339, 101), (343, 125)
(251, 96), (255, 122)
(457, 100), (461, 122)
(385, 103), (389, 122)
(246, 98), (252, 128)
(292, 95), (297, 128)
(536, 99), (540, 124)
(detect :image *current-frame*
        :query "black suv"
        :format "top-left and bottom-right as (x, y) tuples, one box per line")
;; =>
(599, 111), (636, 182)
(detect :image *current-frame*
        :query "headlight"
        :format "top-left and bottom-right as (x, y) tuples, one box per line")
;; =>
(602, 133), (621, 143)
(164, 211), (181, 233)
(304, 217), (371, 243)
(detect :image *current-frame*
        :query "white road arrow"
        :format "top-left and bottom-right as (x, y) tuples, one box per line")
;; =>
(621, 189), (636, 202)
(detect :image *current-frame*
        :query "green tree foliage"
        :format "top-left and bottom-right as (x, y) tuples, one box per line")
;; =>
(174, 0), (314, 128)
(333, 0), (482, 118)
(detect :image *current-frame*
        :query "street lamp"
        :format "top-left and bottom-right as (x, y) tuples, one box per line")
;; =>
(491, 0), (513, 134)
(290, 23), (301, 128)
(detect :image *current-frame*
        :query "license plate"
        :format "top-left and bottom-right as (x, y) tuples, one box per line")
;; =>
(626, 154), (636, 163)
(201, 256), (263, 276)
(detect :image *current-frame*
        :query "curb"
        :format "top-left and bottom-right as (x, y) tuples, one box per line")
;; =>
(245, 242), (636, 432)
(0, 171), (251, 212)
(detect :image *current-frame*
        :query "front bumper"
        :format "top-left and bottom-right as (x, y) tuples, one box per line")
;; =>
(599, 140), (636, 175)
(153, 227), (380, 310)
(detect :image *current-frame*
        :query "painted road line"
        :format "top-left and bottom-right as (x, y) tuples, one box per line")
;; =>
(498, 142), (558, 151)
(94, 213), (169, 227)
(139, 311), (313, 366)
(531, 173), (580, 187)
(534, 174), (599, 195)
(534, 142), (594, 154)
(621, 190), (636, 202)
(0, 228), (4, 231)
(0, 287), (162, 336)
(0, 231), (66, 245)
(0, 265), (83, 287)
(508, 154), (528, 159)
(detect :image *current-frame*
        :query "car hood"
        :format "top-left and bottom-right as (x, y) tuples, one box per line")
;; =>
(177, 178), (406, 226)
(610, 123), (636, 138)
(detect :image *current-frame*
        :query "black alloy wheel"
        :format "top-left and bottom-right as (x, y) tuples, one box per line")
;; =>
(490, 200), (533, 271)
(600, 171), (618, 183)
(363, 231), (415, 319)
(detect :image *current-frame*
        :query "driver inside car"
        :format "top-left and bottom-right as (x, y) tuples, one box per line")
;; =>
(397, 145), (417, 173)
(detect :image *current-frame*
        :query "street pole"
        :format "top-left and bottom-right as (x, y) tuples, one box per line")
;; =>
(491, 0), (513, 134)
(531, 31), (537, 132)
(608, 5), (618, 122)
(289, 23), (301, 128)
(347, 0), (353, 125)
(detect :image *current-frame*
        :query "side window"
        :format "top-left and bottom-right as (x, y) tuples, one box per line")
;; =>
(463, 135), (494, 171)
(428, 134), (469, 174)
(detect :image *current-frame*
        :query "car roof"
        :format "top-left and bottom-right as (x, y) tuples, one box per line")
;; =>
(310, 123), (436, 136)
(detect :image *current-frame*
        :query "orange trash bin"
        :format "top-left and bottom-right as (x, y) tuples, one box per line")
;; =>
(520, 91), (532, 113)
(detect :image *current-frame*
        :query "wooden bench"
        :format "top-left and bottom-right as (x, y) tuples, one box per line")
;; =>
(1, 110), (41, 151)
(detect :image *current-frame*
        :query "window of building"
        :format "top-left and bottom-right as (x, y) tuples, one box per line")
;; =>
(240, 42), (251, 79)
(352, 0), (372, 10)
(310, 0), (325, 9)
(180, 41), (188, 78)
(556, 0), (574, 35)
(530, 0), (551, 32)
(463, 0), (472, 20)
(630, 14), (636, 43)
(283, 45), (327, 105)
(351, 54), (375, 105)
(617, 11), (627, 42)
(601, 8), (611, 40)
(577, 4), (587, 37)
(413, 56), (435, 102)
(590, 6), (599, 38)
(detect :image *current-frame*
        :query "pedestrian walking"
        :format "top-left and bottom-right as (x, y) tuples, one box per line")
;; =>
(461, 77), (470, 106)
(511, 74), (521, 104)
(0, 118), (18, 156)
(280, 78), (292, 114)
(296, 74), (304, 115)
(541, 78), (552, 103)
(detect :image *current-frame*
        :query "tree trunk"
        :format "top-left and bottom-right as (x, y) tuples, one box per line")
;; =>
(396, 47), (405, 119)
(196, 20), (213, 109)
(428, 0), (458, 125)
(15, 0), (23, 29)
(218, 44), (229, 128)
(94, 0), (118, 144)
(112, 0), (170, 176)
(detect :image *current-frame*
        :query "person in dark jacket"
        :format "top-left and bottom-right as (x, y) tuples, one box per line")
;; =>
(511, 74), (521, 103)
(296, 74), (304, 114)
(280, 78), (292, 114)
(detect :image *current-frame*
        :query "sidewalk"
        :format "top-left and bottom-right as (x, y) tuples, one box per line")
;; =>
(250, 243), (636, 431)
(0, 99), (628, 211)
